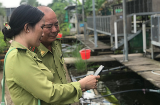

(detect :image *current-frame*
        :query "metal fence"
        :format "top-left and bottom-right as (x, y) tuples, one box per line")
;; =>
(113, 0), (152, 15)
(87, 16), (112, 35)
(151, 15), (160, 44)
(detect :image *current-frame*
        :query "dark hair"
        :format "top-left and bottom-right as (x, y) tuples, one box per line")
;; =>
(2, 5), (44, 39)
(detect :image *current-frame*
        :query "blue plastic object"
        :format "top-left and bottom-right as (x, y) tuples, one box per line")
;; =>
(80, 24), (84, 27)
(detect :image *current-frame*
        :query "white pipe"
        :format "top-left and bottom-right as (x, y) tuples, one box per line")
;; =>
(134, 15), (137, 33)
(114, 22), (118, 49)
(151, 71), (160, 76)
(142, 23), (146, 53)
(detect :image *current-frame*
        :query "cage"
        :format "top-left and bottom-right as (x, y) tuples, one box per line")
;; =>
(151, 14), (160, 45)
(125, 0), (152, 14)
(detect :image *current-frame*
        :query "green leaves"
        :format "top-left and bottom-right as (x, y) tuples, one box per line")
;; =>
(0, 32), (6, 53)
(0, 2), (5, 16)
(59, 23), (70, 36)
(72, 43), (86, 72)
(77, 0), (106, 16)
(20, 0), (40, 7)
(50, 0), (70, 25)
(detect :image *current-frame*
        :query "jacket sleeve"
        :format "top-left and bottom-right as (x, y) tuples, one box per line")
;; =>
(5, 50), (82, 104)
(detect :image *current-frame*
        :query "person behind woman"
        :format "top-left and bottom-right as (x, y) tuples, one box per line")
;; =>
(2, 5), (100, 105)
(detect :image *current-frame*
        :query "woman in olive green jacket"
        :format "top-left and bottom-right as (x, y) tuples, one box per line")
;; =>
(2, 5), (100, 105)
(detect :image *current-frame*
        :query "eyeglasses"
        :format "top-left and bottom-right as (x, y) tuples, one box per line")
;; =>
(43, 23), (59, 30)
(41, 24), (46, 29)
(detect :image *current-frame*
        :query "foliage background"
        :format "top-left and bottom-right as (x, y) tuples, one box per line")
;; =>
(0, 0), (123, 36)
(0, 2), (5, 16)
(0, 31), (6, 53)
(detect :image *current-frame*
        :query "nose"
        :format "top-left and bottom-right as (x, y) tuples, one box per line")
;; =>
(51, 25), (58, 33)
(42, 32), (44, 37)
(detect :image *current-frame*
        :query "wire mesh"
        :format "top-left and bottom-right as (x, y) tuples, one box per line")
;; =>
(125, 0), (152, 14)
(151, 16), (159, 42)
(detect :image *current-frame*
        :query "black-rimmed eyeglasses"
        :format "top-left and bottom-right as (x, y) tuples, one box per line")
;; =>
(41, 24), (46, 29)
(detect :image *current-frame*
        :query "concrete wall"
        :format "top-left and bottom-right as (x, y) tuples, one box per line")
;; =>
(152, 0), (160, 12)
(0, 16), (4, 31)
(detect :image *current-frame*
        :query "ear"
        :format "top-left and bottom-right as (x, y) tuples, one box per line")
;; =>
(24, 23), (30, 33)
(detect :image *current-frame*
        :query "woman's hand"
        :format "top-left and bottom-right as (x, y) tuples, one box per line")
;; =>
(78, 75), (100, 91)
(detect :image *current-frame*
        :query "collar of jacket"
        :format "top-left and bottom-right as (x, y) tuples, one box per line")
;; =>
(10, 41), (38, 58)
(38, 41), (57, 57)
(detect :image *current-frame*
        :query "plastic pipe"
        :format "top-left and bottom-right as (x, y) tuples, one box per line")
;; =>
(142, 23), (146, 53)
(85, 89), (160, 101)
(114, 22), (118, 49)
(134, 14), (137, 33)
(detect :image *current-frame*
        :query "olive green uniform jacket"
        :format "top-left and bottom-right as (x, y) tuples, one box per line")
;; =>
(36, 40), (67, 85)
(5, 41), (82, 105)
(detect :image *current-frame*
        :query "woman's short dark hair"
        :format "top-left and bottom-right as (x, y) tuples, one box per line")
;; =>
(2, 5), (44, 39)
